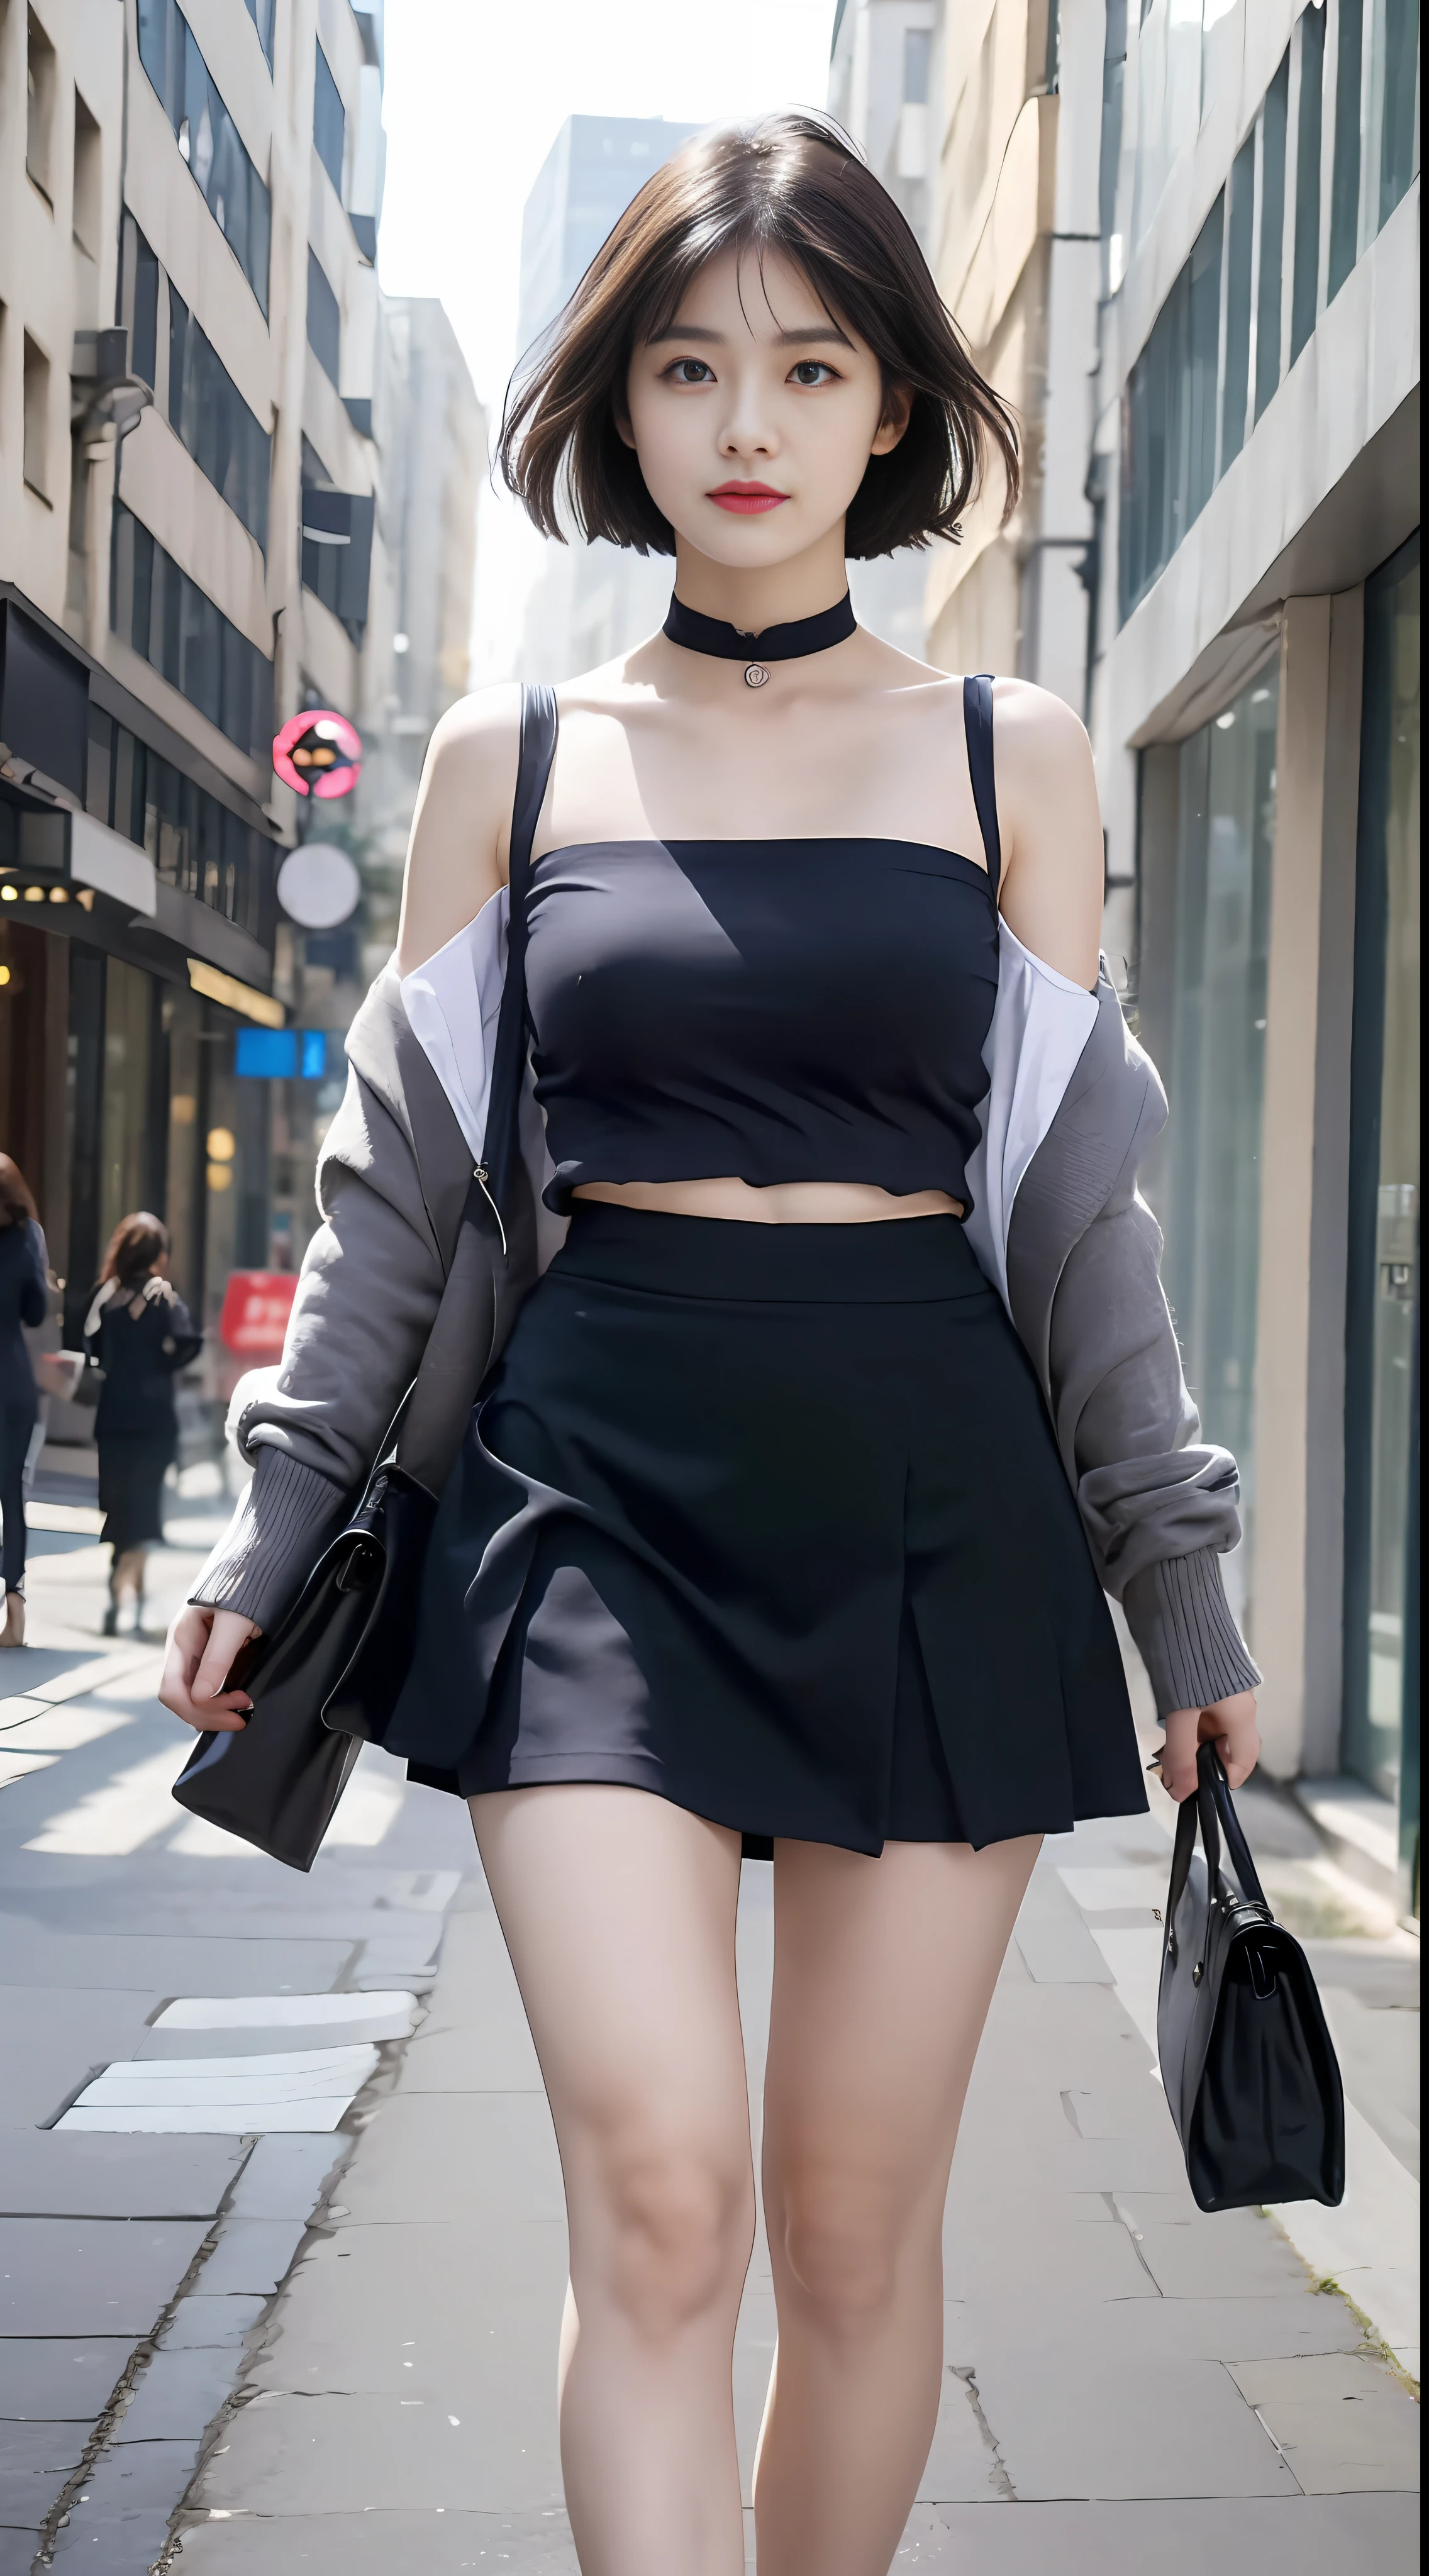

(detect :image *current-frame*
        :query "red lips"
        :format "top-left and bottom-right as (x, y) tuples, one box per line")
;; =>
(707, 482), (789, 514)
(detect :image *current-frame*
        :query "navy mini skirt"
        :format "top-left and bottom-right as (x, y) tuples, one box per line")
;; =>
(391, 1204), (1146, 1856)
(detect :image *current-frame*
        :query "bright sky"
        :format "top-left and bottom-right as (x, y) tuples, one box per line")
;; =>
(377, 0), (838, 679)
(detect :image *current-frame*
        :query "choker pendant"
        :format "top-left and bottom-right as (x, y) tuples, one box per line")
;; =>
(663, 592), (857, 689)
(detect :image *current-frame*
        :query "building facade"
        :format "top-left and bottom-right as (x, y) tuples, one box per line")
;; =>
(828, 0), (943, 654)
(1, 1), (477, 1431)
(1082, 0), (1420, 1906)
(923, 0), (1101, 715)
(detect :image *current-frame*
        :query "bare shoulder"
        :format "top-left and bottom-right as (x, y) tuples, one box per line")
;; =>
(422, 679), (524, 780)
(397, 683), (524, 973)
(989, 676), (1093, 782)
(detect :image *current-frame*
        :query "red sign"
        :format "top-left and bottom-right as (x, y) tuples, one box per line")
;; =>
(272, 708), (362, 799)
(219, 1270), (299, 1358)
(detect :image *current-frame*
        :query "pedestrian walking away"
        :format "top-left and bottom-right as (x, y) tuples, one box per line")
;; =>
(0, 1153), (47, 1650)
(163, 112), (1264, 2576)
(87, 1213), (201, 1639)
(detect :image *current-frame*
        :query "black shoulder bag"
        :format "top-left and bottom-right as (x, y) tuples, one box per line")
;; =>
(172, 687), (559, 1871)
(1157, 1743), (1345, 2212)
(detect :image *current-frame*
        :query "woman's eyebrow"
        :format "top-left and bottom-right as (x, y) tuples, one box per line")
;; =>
(644, 323), (855, 349)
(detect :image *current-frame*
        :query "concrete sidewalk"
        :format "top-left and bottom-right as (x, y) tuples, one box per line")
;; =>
(1, 1482), (1419, 2572)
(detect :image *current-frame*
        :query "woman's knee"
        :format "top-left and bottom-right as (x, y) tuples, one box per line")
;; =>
(770, 2163), (917, 2345)
(580, 2137), (754, 2345)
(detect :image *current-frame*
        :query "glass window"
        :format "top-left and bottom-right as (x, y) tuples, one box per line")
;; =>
(1379, 0), (1420, 228)
(1220, 133), (1255, 471)
(131, 223), (160, 387)
(1186, 192), (1223, 525)
(1150, 663), (1280, 1633)
(167, 284), (270, 552)
(1344, 533), (1420, 1848)
(138, 0), (270, 317)
(1117, 192), (1222, 618)
(1254, 51), (1289, 421)
(108, 502), (273, 759)
(1329, 0), (1364, 299)
(243, 0), (275, 69)
(314, 42), (345, 194)
(1291, 1), (1326, 365)
(903, 27), (933, 104)
(306, 246), (341, 387)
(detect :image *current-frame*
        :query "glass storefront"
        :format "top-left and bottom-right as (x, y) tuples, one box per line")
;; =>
(1345, 533), (1420, 1905)
(1151, 662), (1279, 1635)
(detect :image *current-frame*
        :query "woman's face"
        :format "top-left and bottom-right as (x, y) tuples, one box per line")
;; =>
(622, 244), (908, 569)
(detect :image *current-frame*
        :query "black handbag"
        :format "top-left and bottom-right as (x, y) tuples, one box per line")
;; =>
(1157, 1743), (1345, 2213)
(171, 686), (559, 1871)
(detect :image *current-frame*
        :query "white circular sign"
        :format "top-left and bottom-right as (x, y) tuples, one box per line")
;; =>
(276, 846), (360, 930)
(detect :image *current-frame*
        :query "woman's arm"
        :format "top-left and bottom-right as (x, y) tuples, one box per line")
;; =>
(20, 1223), (47, 1330)
(163, 692), (521, 1735)
(396, 684), (521, 974)
(992, 680), (1104, 989)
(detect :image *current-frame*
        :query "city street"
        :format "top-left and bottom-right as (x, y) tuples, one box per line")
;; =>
(1, 1455), (1418, 2574)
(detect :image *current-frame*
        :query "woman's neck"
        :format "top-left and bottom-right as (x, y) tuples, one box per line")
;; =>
(669, 528), (849, 635)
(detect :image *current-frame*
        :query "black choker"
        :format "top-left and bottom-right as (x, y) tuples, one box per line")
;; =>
(663, 592), (857, 689)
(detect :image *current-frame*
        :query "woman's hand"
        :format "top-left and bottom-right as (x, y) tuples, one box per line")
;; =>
(1157, 1691), (1260, 1802)
(160, 1605), (261, 1733)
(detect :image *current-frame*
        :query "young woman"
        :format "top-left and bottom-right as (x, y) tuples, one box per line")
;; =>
(162, 115), (1260, 2576)
(0, 1155), (47, 1650)
(87, 1214), (200, 1636)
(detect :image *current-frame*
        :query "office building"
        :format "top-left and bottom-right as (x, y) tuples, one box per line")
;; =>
(516, 115), (698, 680)
(828, 0), (943, 654)
(1084, 0), (1419, 1908)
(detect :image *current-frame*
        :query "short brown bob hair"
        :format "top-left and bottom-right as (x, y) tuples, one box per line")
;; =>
(100, 1212), (169, 1292)
(500, 110), (1019, 561)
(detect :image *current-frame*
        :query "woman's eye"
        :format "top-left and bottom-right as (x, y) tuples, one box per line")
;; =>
(670, 358), (713, 385)
(790, 361), (835, 387)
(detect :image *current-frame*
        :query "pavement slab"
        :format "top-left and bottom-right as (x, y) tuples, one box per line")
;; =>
(898, 2494), (1420, 2570)
(0, 2340), (131, 2422)
(0, 1985), (165, 2131)
(171, 2509), (580, 2571)
(47, 2433), (204, 2572)
(157, 2297), (269, 2352)
(0, 2219), (211, 2338)
(0, 2131), (248, 2218)
(0, 2418), (88, 2530)
(1226, 2353), (1421, 2493)
(967, 2348), (1300, 2500)
(114, 2343), (250, 2446)
(0, 1916), (355, 1995)
(194, 2387), (567, 2516)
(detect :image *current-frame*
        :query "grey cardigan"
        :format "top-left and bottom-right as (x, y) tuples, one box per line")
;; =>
(194, 957), (1260, 1723)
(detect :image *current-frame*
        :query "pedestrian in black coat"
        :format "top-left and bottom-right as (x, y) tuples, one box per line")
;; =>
(85, 1213), (201, 1637)
(0, 1155), (47, 1650)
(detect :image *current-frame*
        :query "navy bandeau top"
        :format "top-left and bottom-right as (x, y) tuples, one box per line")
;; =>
(523, 675), (1003, 1216)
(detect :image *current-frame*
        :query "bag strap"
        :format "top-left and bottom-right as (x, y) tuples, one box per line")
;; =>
(1199, 1742), (1269, 1908)
(962, 674), (1002, 902)
(483, 684), (559, 1220)
(389, 686), (560, 1499)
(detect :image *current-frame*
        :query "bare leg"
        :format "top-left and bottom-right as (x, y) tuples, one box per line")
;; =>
(754, 1833), (1039, 2575)
(470, 1785), (753, 2576)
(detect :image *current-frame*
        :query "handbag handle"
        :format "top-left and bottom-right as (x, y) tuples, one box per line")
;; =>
(389, 684), (560, 1502)
(1164, 1741), (1267, 1963)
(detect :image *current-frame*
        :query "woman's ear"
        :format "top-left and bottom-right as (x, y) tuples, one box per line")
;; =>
(870, 383), (914, 457)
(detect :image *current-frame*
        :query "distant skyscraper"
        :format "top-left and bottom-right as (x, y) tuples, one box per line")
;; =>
(516, 117), (698, 682)
(518, 116), (701, 358)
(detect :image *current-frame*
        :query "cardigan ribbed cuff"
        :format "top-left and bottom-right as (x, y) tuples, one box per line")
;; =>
(1121, 1546), (1262, 1721)
(189, 1448), (351, 1635)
